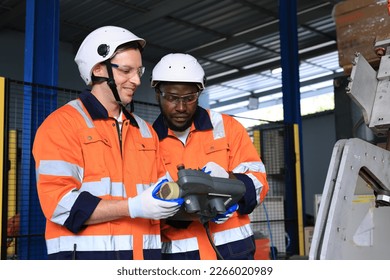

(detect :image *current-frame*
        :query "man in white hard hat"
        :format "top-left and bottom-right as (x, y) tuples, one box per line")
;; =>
(33, 26), (181, 260)
(151, 53), (269, 260)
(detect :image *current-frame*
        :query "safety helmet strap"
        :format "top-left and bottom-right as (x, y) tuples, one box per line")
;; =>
(106, 60), (136, 118)
(104, 60), (122, 104)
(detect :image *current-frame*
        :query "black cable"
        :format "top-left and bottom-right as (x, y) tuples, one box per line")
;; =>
(202, 219), (224, 260)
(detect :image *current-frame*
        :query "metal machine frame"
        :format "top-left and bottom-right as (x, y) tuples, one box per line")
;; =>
(310, 40), (390, 259)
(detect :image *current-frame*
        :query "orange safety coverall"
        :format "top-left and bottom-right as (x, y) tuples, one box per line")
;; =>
(33, 91), (166, 260)
(153, 107), (269, 260)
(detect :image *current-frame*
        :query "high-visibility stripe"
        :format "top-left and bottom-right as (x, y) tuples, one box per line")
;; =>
(68, 100), (153, 140)
(162, 224), (253, 254)
(50, 176), (163, 225)
(46, 234), (161, 254)
(232, 161), (266, 204)
(162, 237), (199, 254)
(50, 180), (153, 225)
(133, 114), (152, 138)
(232, 161), (266, 174)
(210, 110), (225, 139)
(37, 163), (152, 198)
(246, 173), (263, 204)
(81, 179), (126, 197)
(143, 234), (162, 251)
(136, 183), (147, 195)
(37, 160), (84, 182)
(68, 100), (94, 128)
(213, 223), (253, 246)
(51, 190), (80, 225)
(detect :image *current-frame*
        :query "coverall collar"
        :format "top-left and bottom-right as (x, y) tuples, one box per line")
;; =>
(153, 106), (213, 140)
(79, 90), (138, 127)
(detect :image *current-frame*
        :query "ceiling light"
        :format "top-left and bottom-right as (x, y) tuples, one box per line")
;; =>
(248, 96), (258, 110)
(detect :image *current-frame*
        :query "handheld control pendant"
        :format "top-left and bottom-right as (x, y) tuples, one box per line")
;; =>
(158, 165), (245, 221)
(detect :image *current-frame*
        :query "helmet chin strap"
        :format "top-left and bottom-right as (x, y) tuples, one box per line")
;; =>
(92, 61), (135, 118)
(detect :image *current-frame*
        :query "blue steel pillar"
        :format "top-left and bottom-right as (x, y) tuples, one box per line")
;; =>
(279, 0), (306, 257)
(20, 0), (59, 259)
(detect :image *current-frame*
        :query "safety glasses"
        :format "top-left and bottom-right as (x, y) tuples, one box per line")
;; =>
(160, 91), (199, 105)
(110, 63), (145, 78)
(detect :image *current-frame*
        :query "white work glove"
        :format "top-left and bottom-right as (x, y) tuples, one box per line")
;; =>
(128, 179), (182, 220)
(212, 204), (239, 224)
(202, 162), (229, 178)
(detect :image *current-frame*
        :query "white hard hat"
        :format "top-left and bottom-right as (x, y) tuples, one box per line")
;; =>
(151, 53), (205, 90)
(75, 26), (146, 85)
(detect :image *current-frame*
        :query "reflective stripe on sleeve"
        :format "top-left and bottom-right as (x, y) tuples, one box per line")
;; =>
(51, 179), (151, 225)
(37, 160), (83, 182)
(51, 189), (80, 225)
(233, 161), (266, 174)
(80, 178), (126, 197)
(233, 161), (266, 204)
(246, 173), (263, 205)
(81, 179), (151, 198)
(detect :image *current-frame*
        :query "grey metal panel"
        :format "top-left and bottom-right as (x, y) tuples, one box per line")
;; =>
(310, 138), (390, 259)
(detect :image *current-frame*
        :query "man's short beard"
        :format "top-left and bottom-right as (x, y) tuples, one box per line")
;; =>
(163, 112), (193, 132)
(168, 119), (192, 132)
(158, 105), (192, 132)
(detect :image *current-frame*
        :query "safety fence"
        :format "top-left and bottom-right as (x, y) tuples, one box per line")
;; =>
(248, 124), (289, 259)
(0, 78), (294, 259)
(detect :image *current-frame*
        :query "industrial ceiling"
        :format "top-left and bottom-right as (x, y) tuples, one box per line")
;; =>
(0, 0), (344, 117)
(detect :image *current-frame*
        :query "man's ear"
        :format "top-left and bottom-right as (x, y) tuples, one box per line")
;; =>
(92, 64), (104, 76)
